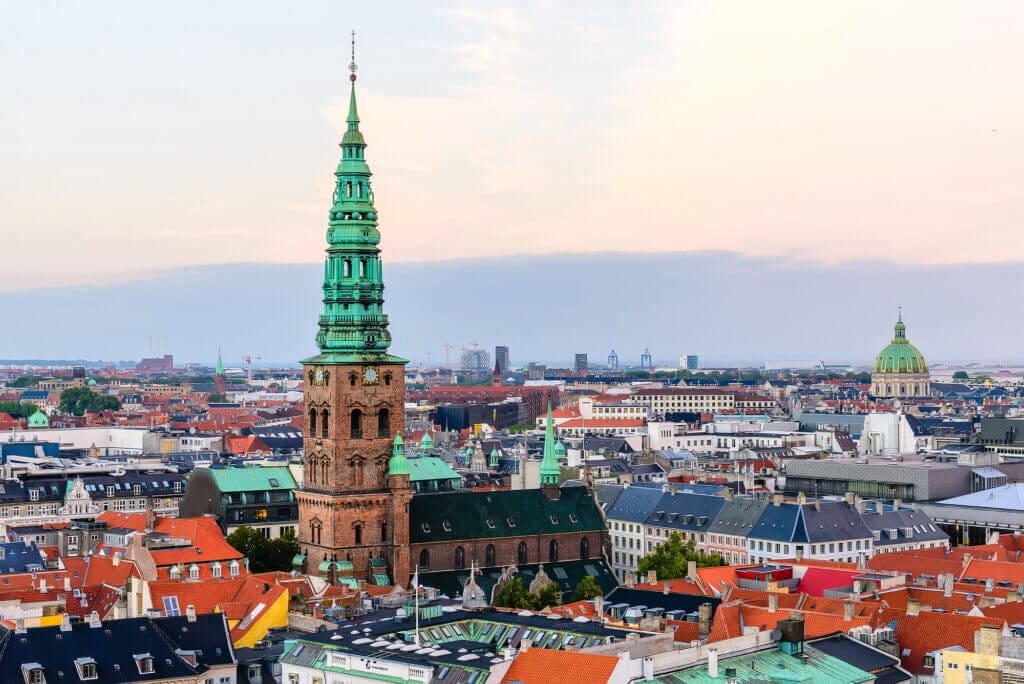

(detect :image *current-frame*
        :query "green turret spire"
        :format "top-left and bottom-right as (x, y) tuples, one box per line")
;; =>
(419, 431), (433, 452)
(540, 402), (560, 485)
(389, 432), (410, 476)
(489, 447), (500, 467)
(302, 43), (406, 366)
(215, 349), (224, 376)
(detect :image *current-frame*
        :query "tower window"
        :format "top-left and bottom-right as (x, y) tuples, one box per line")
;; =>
(308, 409), (317, 437)
(354, 524), (362, 545)
(420, 549), (429, 570)
(549, 539), (559, 563)
(580, 537), (590, 559)
(518, 541), (528, 565)
(343, 260), (351, 278)
(321, 409), (329, 438)
(357, 181), (363, 198)
(486, 544), (496, 567)
(378, 408), (390, 438)
(454, 546), (465, 569)
(346, 181), (352, 198)
(351, 410), (362, 438)
(359, 259), (367, 278)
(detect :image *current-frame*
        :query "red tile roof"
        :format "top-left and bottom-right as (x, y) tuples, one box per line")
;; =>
(501, 648), (619, 684)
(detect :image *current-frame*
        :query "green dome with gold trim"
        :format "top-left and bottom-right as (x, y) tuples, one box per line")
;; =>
(873, 315), (928, 374)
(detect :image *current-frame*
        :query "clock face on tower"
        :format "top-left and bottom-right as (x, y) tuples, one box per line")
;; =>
(362, 366), (380, 385)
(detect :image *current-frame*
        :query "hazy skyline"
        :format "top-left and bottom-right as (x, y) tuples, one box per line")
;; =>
(3, 1), (1024, 292)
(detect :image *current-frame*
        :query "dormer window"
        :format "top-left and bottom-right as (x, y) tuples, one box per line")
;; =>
(485, 518), (495, 529)
(29, 489), (39, 502)
(188, 564), (199, 580)
(549, 515), (559, 525)
(74, 657), (98, 680)
(421, 522), (430, 533)
(569, 513), (579, 524)
(173, 481), (182, 493)
(22, 664), (45, 684)
(106, 486), (114, 498)
(229, 560), (239, 577)
(442, 520), (452, 532)
(133, 484), (141, 496)
(506, 517), (516, 528)
(133, 654), (155, 675)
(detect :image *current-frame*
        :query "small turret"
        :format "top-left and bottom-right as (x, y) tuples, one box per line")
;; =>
(388, 432), (410, 476)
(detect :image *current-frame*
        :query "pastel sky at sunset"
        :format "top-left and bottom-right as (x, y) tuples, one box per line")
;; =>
(3, 1), (1023, 291)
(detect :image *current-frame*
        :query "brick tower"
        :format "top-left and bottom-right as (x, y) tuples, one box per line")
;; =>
(296, 44), (410, 586)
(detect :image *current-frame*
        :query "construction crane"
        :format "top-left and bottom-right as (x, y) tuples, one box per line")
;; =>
(241, 354), (262, 386)
(443, 344), (455, 370)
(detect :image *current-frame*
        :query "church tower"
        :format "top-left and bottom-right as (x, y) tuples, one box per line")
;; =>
(296, 43), (411, 585)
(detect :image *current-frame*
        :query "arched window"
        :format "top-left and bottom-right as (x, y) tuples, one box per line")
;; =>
(345, 181), (352, 198)
(381, 521), (387, 542)
(486, 544), (496, 567)
(384, 373), (392, 386)
(308, 409), (317, 437)
(310, 520), (322, 545)
(349, 373), (357, 387)
(378, 408), (390, 438)
(351, 409), (362, 438)
(343, 260), (351, 277)
(354, 524), (362, 545)
(549, 539), (558, 563)
(321, 409), (329, 438)
(518, 541), (528, 565)
(189, 564), (199, 580)
(900, 384), (907, 395)
(419, 549), (429, 570)
(886, 383), (892, 395)
(357, 181), (363, 198)
(580, 537), (590, 559)
(454, 546), (465, 569)
(359, 259), (367, 278)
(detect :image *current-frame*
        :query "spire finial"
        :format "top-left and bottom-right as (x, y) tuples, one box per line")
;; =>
(349, 30), (358, 82)
(898, 306), (902, 322)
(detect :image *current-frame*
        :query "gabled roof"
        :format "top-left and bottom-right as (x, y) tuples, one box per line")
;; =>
(501, 647), (619, 684)
(604, 485), (663, 523)
(207, 465), (296, 492)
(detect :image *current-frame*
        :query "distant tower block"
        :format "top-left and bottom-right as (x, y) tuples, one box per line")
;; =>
(494, 346), (510, 375)
(607, 349), (619, 369)
(682, 354), (699, 371)
(641, 348), (653, 369)
(574, 353), (588, 374)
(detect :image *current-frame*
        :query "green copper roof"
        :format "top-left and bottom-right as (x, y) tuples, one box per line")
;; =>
(418, 431), (433, 450)
(554, 440), (566, 457)
(303, 75), (407, 366)
(215, 349), (224, 376)
(873, 313), (928, 374)
(388, 433), (410, 476)
(540, 402), (560, 484)
(27, 410), (48, 428)
(407, 455), (461, 483)
(489, 447), (500, 466)
(208, 466), (296, 493)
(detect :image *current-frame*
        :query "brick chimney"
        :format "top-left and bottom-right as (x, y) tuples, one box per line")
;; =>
(796, 491), (806, 505)
(906, 598), (920, 616)
(844, 601), (855, 622)
(698, 602), (713, 637)
(768, 593), (778, 613)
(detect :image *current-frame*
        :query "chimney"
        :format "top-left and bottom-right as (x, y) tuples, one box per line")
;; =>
(853, 580), (864, 596)
(977, 624), (1001, 657)
(944, 575), (955, 598)
(877, 500), (884, 515)
(795, 547), (804, 563)
(767, 579), (779, 594)
(856, 500), (867, 514)
(63, 577), (71, 591)
(625, 571), (635, 589)
(813, 498), (821, 512)
(594, 595), (604, 619)
(112, 552), (120, 567)
(15, 619), (26, 634)
(768, 593), (778, 613)
(708, 648), (719, 679)
(893, 499), (902, 510)
(1008, 589), (1022, 603)
(845, 492), (856, 506)
(687, 560), (697, 581)
(796, 491), (806, 505)
(724, 488), (734, 502)
(726, 667), (738, 684)
(698, 602), (712, 637)
(962, 553), (973, 568)
(60, 613), (72, 632)
(88, 611), (101, 628)
(520, 639), (532, 651)
(906, 598), (920, 617)
(844, 601), (855, 622)
(647, 570), (657, 585)
(663, 582), (671, 595)
(186, 604), (196, 623)
(773, 493), (784, 507)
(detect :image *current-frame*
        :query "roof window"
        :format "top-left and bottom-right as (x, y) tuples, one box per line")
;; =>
(74, 657), (98, 681)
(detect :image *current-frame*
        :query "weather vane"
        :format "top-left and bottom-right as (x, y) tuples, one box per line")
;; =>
(349, 30), (358, 82)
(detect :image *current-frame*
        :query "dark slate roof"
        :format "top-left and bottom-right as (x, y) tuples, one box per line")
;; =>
(0, 613), (233, 683)
(862, 508), (948, 547)
(1, 472), (187, 505)
(583, 436), (634, 454)
(248, 425), (303, 452)
(605, 485), (664, 523)
(630, 463), (666, 476)
(586, 457), (631, 474)
(594, 483), (624, 512)
(801, 501), (873, 544)
(645, 492), (726, 533)
(750, 502), (805, 543)
(419, 558), (618, 599)
(0, 541), (44, 573)
(809, 634), (911, 683)
(708, 497), (769, 538)
(603, 587), (721, 616)
(409, 487), (605, 543)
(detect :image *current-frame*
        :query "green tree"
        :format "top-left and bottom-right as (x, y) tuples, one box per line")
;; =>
(535, 582), (560, 609)
(7, 376), (39, 388)
(493, 578), (535, 609)
(226, 526), (299, 573)
(952, 371), (969, 381)
(0, 401), (39, 419)
(265, 528), (300, 571)
(636, 532), (725, 581)
(208, 393), (228, 403)
(572, 575), (602, 602)
(58, 387), (96, 416)
(91, 395), (121, 412)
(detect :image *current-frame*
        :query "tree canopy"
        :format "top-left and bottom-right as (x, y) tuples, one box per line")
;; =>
(492, 578), (562, 610)
(58, 387), (121, 416)
(572, 575), (602, 602)
(226, 526), (299, 573)
(952, 371), (970, 381)
(636, 532), (725, 580)
(0, 401), (39, 419)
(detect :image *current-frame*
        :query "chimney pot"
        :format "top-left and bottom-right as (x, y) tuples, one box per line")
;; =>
(906, 598), (920, 616)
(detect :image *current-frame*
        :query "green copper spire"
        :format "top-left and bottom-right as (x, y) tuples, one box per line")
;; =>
(540, 402), (560, 485)
(489, 447), (500, 467)
(389, 432), (410, 476)
(215, 349), (224, 376)
(303, 40), (406, 366)
(419, 431), (433, 452)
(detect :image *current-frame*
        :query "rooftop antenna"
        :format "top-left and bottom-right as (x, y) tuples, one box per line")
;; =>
(349, 30), (358, 82)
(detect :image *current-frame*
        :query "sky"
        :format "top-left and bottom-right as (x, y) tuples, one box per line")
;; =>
(2, 1), (1023, 293)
